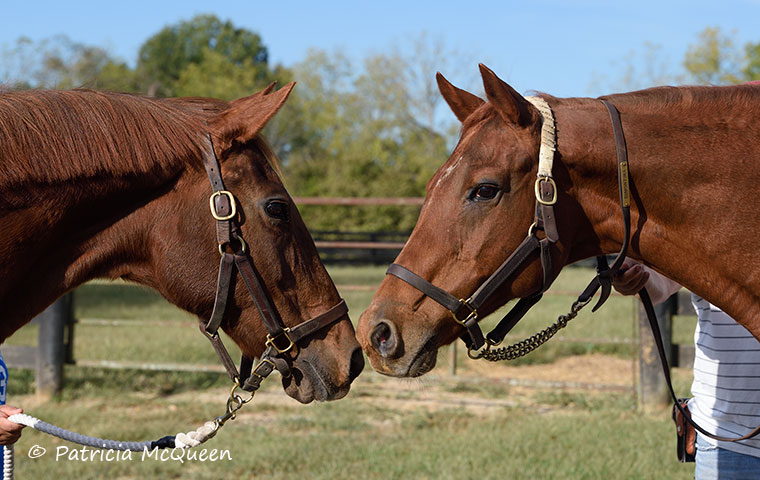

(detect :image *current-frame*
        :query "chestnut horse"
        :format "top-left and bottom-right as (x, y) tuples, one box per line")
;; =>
(358, 64), (760, 377)
(0, 84), (363, 402)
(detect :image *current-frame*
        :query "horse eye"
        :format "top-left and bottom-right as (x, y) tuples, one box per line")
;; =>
(264, 200), (289, 221)
(472, 184), (499, 201)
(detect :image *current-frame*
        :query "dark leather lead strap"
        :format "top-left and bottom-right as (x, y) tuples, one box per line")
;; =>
(640, 288), (760, 443)
(599, 100), (760, 443)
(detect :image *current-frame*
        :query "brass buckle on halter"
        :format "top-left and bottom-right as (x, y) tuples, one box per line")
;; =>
(266, 328), (294, 354)
(209, 190), (237, 221)
(251, 358), (276, 380)
(534, 176), (557, 206)
(451, 298), (478, 326)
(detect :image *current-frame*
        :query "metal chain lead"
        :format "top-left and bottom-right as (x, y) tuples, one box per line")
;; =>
(470, 297), (592, 362)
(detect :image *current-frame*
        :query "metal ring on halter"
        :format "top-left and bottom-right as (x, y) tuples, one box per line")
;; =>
(218, 235), (248, 255)
(467, 346), (485, 359)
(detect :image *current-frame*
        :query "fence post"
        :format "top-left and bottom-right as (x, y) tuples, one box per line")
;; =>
(637, 292), (676, 409)
(449, 343), (457, 375)
(36, 293), (73, 399)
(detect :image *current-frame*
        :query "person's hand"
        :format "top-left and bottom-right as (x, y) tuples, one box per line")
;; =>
(612, 259), (650, 296)
(0, 405), (25, 445)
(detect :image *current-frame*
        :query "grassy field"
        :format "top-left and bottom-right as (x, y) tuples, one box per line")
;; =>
(4, 265), (698, 479)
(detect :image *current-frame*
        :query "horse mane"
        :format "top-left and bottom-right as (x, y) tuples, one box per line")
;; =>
(0, 89), (236, 190)
(599, 83), (760, 112)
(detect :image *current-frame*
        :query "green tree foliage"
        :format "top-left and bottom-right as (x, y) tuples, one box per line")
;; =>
(743, 42), (760, 81)
(683, 27), (743, 85)
(281, 48), (454, 232)
(136, 14), (270, 97)
(0, 35), (136, 91)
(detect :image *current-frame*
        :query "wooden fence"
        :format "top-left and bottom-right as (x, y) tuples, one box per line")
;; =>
(4, 197), (696, 408)
(293, 197), (424, 263)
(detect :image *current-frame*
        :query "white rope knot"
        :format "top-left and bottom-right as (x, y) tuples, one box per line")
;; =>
(7, 413), (37, 428)
(173, 421), (218, 449)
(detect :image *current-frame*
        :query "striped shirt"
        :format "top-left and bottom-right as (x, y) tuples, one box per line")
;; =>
(689, 294), (760, 456)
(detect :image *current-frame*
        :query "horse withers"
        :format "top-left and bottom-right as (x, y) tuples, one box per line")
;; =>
(0, 83), (363, 402)
(357, 64), (760, 377)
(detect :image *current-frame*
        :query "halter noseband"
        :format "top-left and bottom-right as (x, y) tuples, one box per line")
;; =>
(200, 133), (348, 392)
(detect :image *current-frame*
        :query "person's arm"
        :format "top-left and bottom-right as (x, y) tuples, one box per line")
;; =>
(613, 259), (681, 304)
(0, 405), (24, 445)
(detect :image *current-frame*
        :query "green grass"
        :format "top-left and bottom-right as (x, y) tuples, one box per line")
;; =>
(6, 265), (692, 367)
(3, 264), (698, 479)
(7, 370), (694, 479)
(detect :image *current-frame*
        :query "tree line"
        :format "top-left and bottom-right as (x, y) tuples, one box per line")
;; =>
(2, 16), (758, 232)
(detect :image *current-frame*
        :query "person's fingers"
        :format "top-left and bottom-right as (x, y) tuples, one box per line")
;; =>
(0, 418), (24, 433)
(0, 405), (23, 417)
(0, 430), (22, 445)
(614, 264), (649, 295)
(619, 258), (638, 271)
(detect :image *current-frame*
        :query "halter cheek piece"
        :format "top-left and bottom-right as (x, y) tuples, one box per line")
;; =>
(201, 133), (348, 393)
(388, 99), (760, 443)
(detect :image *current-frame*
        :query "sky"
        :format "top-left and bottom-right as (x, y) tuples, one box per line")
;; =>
(2, 0), (759, 98)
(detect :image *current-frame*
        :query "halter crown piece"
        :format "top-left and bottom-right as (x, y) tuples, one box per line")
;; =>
(527, 96), (557, 178)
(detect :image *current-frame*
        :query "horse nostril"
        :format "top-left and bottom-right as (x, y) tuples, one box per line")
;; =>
(370, 321), (399, 358)
(348, 347), (365, 382)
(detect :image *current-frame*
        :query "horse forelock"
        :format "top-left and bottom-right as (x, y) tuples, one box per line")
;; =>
(0, 90), (234, 190)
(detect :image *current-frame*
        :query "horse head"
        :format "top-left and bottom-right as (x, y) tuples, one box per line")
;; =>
(108, 85), (364, 402)
(357, 66), (583, 377)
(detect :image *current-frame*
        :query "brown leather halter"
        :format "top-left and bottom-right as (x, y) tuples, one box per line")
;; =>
(201, 133), (348, 392)
(388, 100), (760, 443)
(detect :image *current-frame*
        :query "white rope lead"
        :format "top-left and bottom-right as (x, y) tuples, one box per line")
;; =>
(7, 413), (218, 452)
(173, 421), (218, 449)
(3, 444), (13, 480)
(8, 413), (155, 452)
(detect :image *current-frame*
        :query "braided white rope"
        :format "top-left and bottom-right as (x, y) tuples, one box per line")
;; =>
(3, 445), (12, 480)
(173, 421), (217, 449)
(526, 96), (556, 178)
(8, 413), (219, 451)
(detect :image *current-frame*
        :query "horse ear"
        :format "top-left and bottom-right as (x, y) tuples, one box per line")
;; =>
(479, 64), (535, 127)
(211, 82), (295, 146)
(436, 72), (484, 122)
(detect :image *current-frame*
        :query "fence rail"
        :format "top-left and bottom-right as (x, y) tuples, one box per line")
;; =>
(293, 197), (424, 206)
(8, 197), (692, 409)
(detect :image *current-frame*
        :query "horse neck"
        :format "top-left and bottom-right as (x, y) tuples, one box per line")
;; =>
(0, 168), (182, 338)
(552, 89), (760, 333)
